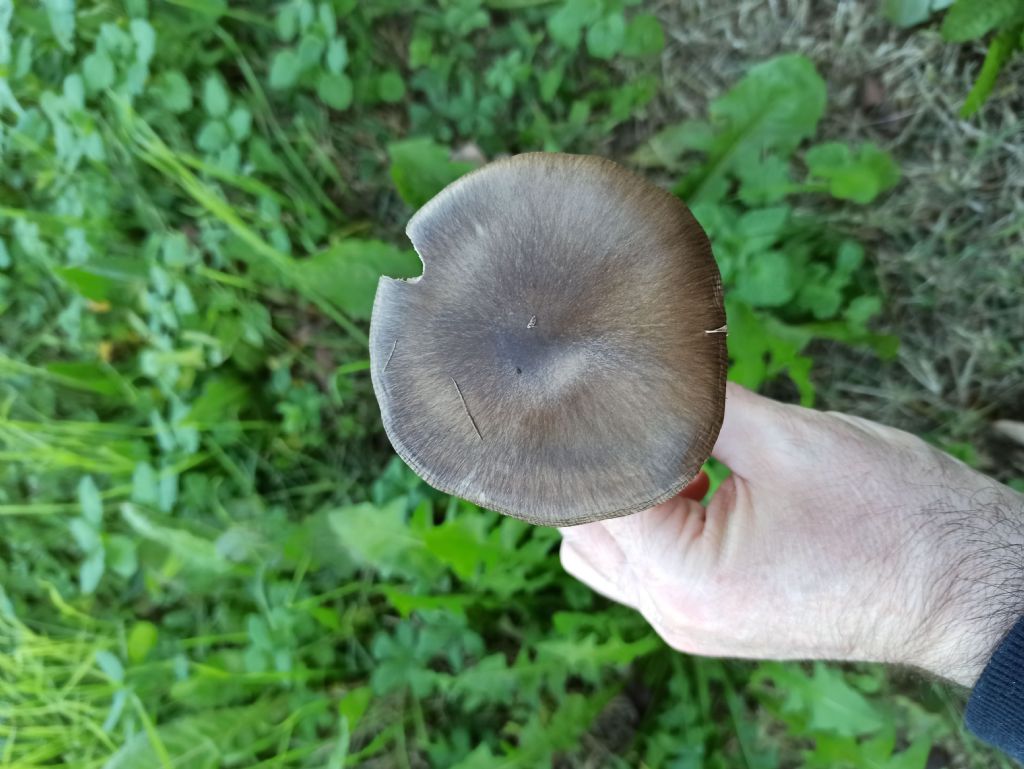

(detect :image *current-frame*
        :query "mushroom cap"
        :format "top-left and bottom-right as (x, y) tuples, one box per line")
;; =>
(369, 153), (727, 526)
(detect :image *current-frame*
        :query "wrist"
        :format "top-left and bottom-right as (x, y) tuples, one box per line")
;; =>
(921, 608), (1019, 688)
(913, 483), (1024, 687)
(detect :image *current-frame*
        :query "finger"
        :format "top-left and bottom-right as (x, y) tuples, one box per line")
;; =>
(559, 537), (636, 608)
(560, 521), (629, 576)
(600, 493), (706, 569)
(594, 496), (710, 635)
(711, 381), (790, 477)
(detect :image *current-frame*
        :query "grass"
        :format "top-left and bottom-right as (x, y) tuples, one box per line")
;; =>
(0, 1), (1021, 767)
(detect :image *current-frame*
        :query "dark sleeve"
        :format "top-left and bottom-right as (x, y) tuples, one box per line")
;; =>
(965, 615), (1024, 761)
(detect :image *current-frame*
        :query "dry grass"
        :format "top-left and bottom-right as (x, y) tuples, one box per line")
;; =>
(647, 0), (1024, 482)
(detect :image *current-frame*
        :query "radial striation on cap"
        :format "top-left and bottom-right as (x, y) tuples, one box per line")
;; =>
(369, 152), (727, 526)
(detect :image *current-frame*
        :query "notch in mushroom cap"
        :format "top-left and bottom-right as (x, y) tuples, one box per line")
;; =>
(369, 152), (727, 527)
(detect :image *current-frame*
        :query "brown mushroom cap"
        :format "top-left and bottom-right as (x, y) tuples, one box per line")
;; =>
(369, 152), (727, 526)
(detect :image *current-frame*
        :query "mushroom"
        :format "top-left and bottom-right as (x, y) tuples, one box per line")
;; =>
(369, 152), (727, 526)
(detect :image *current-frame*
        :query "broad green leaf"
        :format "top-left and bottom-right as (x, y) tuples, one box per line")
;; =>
(171, 277), (201, 316)
(737, 154), (792, 204)
(327, 498), (439, 580)
(80, 548), (105, 594)
(158, 471), (178, 514)
(448, 745), (501, 769)
(388, 137), (476, 209)
(537, 634), (660, 676)
(408, 31), (433, 68)
(269, 48), (301, 89)
(127, 621), (159, 663)
(711, 54), (826, 151)
(805, 142), (900, 204)
(538, 65), (564, 103)
(547, 0), (602, 50)
(78, 475), (103, 526)
(886, 736), (933, 769)
(381, 587), (473, 618)
(629, 120), (713, 169)
(45, 362), (122, 397)
(834, 239), (865, 277)
(297, 0), (315, 28)
(121, 503), (231, 576)
(106, 534), (138, 577)
(677, 54), (826, 201)
(44, 0), (75, 51)
(421, 516), (503, 581)
(203, 75), (230, 117)
(102, 689), (127, 734)
(56, 266), (116, 301)
(941, 0), (1022, 41)
(515, 692), (614, 764)
(338, 686), (372, 731)
(796, 269), (843, 320)
(883, 0), (955, 27)
(370, 622), (446, 696)
(95, 650), (125, 682)
(131, 461), (159, 507)
(720, 673), (781, 769)
(196, 120), (231, 153)
(276, 4), (298, 41)
(726, 298), (814, 403)
(622, 13), (665, 56)
(586, 14), (626, 59)
(844, 294), (883, 328)
(806, 732), (865, 766)
(63, 73), (85, 108)
(316, 71), (353, 110)
(161, 233), (191, 267)
(737, 206), (790, 252)
(150, 70), (193, 113)
(130, 19), (155, 65)
(449, 654), (519, 709)
(297, 239), (420, 319)
(70, 517), (101, 552)
(326, 37), (348, 73)
(377, 70), (405, 103)
(734, 251), (795, 307)
(858, 725), (898, 764)
(318, 2), (336, 34)
(83, 51), (116, 92)
(227, 106), (252, 140)
(183, 375), (251, 424)
(807, 662), (887, 736)
(297, 33), (325, 69)
(795, 242), (863, 320)
(765, 318), (815, 405)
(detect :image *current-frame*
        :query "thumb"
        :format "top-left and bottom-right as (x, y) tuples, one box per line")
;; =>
(710, 381), (789, 478)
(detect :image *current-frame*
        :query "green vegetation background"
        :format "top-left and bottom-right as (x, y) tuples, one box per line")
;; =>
(0, 1), (1015, 767)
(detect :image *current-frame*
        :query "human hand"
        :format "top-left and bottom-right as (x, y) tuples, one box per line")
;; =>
(560, 383), (1024, 686)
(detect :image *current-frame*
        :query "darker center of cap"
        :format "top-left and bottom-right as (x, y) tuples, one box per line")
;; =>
(493, 325), (563, 376)
(488, 319), (614, 404)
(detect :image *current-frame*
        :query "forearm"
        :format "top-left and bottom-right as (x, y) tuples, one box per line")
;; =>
(913, 483), (1024, 687)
